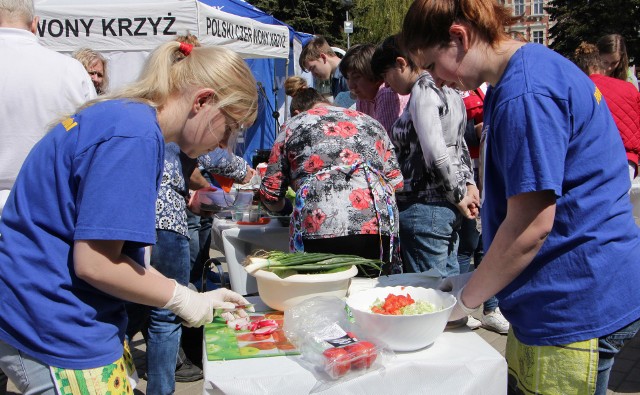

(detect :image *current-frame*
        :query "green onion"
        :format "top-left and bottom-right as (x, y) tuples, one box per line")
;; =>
(243, 251), (383, 277)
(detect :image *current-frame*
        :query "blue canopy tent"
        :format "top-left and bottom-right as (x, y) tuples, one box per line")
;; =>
(200, 0), (313, 164)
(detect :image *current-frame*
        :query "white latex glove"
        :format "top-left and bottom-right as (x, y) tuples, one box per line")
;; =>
(438, 272), (480, 322)
(448, 287), (479, 322)
(437, 271), (474, 294)
(163, 281), (250, 327)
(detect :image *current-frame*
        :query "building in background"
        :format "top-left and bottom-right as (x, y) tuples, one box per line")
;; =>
(499, 0), (555, 46)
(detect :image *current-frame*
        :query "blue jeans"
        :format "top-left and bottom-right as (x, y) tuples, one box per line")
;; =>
(595, 317), (640, 394)
(0, 340), (55, 394)
(457, 216), (481, 275)
(186, 209), (219, 291)
(128, 229), (191, 395)
(187, 209), (201, 274)
(398, 200), (462, 277)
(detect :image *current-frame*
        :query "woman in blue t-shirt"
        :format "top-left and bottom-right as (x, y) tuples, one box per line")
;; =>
(401, 0), (640, 393)
(0, 41), (257, 393)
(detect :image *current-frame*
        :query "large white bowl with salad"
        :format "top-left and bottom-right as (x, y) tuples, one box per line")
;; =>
(346, 286), (456, 351)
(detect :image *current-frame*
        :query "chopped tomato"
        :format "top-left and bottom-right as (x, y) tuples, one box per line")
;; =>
(373, 293), (415, 315)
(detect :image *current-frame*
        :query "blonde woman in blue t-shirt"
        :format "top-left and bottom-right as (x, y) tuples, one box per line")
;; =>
(0, 35), (257, 393)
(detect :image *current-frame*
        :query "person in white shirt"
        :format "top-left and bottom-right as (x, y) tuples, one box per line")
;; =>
(0, 0), (96, 215)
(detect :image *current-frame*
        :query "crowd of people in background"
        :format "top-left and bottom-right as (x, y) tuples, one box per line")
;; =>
(1, 0), (640, 394)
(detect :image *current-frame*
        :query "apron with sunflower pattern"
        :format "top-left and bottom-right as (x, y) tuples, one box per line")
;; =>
(50, 340), (138, 395)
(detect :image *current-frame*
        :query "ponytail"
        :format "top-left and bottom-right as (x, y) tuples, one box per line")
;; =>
(81, 41), (258, 129)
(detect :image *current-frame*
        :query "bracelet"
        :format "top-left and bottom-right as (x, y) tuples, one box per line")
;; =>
(455, 287), (481, 315)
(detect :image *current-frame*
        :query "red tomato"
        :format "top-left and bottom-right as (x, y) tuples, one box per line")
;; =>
(344, 341), (377, 369)
(322, 347), (351, 377)
(371, 306), (386, 315)
(375, 293), (416, 315)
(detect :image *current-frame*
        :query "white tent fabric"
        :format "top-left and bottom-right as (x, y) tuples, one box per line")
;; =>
(34, 0), (290, 92)
(34, 0), (289, 58)
(33, 0), (309, 158)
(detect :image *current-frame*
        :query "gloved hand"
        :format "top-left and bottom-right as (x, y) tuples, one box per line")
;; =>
(448, 287), (480, 322)
(438, 272), (480, 322)
(163, 280), (250, 327)
(437, 271), (474, 294)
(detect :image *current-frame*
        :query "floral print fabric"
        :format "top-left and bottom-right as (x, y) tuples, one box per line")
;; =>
(155, 143), (189, 236)
(260, 105), (404, 248)
(155, 144), (249, 237)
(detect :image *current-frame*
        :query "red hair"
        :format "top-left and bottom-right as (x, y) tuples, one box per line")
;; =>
(400, 0), (515, 54)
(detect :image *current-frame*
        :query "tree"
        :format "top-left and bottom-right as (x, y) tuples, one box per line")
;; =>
(248, 0), (415, 49)
(249, 0), (349, 48)
(547, 0), (640, 62)
(349, 0), (413, 45)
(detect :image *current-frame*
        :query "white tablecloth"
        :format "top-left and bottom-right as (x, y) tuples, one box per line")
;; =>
(211, 217), (290, 295)
(202, 289), (507, 395)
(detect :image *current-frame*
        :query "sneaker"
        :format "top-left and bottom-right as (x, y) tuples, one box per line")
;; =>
(466, 315), (482, 330)
(174, 358), (203, 382)
(481, 308), (510, 334)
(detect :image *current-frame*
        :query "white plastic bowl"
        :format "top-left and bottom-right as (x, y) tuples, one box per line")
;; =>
(251, 266), (358, 311)
(346, 286), (456, 351)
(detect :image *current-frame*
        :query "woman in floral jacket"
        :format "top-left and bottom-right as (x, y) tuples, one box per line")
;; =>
(259, 80), (404, 275)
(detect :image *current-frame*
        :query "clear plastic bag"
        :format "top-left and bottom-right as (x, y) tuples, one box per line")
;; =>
(283, 296), (394, 392)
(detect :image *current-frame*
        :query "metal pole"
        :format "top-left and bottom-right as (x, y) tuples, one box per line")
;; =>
(346, 11), (350, 48)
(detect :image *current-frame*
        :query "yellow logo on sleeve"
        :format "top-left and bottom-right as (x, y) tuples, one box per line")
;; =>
(594, 87), (602, 104)
(61, 117), (78, 131)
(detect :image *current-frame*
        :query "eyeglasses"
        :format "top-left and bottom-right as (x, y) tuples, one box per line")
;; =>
(219, 108), (244, 135)
(209, 107), (245, 149)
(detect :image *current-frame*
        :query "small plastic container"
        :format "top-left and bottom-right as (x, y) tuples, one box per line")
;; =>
(231, 190), (254, 210)
(232, 205), (261, 222)
(283, 297), (394, 388)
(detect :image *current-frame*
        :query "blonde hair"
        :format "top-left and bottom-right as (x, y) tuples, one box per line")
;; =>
(284, 76), (308, 97)
(0, 0), (34, 26)
(89, 41), (258, 132)
(72, 48), (109, 94)
(174, 32), (201, 47)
